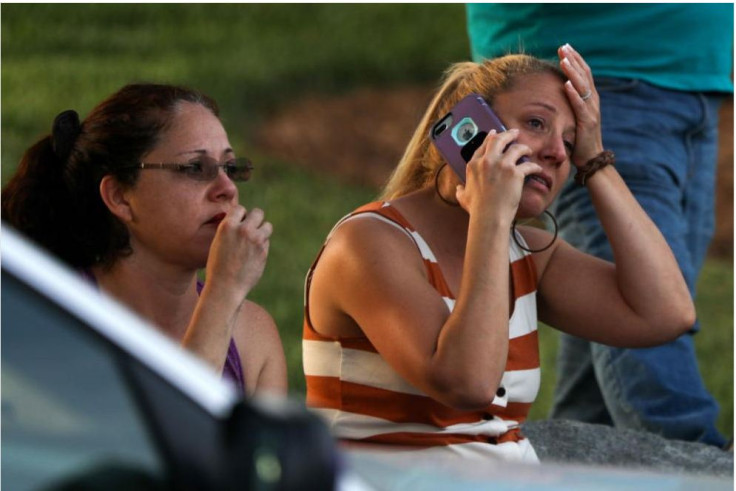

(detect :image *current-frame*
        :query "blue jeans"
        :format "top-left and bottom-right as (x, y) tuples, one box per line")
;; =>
(549, 78), (727, 447)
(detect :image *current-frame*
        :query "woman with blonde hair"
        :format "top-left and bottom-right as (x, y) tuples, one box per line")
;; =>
(302, 46), (693, 463)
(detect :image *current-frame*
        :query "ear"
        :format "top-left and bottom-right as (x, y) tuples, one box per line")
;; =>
(99, 175), (133, 223)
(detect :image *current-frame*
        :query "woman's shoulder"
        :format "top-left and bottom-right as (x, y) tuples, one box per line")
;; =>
(516, 223), (575, 281)
(236, 300), (278, 335)
(322, 205), (425, 276)
(516, 224), (562, 257)
(330, 200), (418, 246)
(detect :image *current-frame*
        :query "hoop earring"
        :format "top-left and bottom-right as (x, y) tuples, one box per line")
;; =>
(512, 210), (558, 253)
(434, 163), (460, 207)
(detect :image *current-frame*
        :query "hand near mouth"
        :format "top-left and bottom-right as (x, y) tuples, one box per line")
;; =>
(204, 205), (273, 306)
(205, 212), (227, 226)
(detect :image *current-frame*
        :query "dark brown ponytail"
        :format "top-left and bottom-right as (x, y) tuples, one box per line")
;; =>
(2, 83), (219, 269)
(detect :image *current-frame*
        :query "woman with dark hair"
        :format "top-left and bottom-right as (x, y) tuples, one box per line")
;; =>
(3, 83), (287, 396)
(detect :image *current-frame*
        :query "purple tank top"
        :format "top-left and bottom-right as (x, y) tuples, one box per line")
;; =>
(80, 270), (245, 390)
(196, 281), (245, 391)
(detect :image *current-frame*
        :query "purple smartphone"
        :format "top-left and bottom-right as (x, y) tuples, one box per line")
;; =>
(430, 93), (526, 182)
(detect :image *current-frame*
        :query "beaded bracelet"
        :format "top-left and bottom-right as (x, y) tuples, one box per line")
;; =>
(575, 150), (615, 186)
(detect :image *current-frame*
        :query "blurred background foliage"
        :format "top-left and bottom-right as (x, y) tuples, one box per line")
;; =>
(2, 4), (732, 437)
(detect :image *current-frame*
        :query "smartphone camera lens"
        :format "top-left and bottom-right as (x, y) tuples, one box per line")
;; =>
(432, 114), (453, 139)
(452, 118), (478, 146)
(458, 125), (474, 142)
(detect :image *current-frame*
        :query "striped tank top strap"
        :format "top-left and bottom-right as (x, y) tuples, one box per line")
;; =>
(336, 202), (455, 303)
(303, 201), (455, 339)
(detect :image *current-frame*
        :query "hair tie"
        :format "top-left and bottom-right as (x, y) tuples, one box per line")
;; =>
(52, 109), (82, 161)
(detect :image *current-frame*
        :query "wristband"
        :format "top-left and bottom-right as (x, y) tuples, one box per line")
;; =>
(575, 150), (615, 186)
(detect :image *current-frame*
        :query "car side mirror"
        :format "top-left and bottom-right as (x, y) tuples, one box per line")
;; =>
(222, 397), (339, 491)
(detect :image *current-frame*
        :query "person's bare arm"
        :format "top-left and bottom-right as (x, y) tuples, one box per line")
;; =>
(310, 131), (544, 410)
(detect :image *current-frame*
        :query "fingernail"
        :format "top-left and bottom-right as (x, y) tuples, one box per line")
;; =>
(562, 57), (571, 67)
(563, 43), (572, 52)
(489, 129), (497, 135)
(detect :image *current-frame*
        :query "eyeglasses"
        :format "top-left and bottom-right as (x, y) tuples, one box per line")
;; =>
(126, 157), (254, 182)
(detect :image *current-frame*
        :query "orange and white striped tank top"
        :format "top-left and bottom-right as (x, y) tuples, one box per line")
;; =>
(303, 201), (540, 463)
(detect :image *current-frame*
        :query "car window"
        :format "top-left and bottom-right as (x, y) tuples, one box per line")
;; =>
(2, 272), (166, 491)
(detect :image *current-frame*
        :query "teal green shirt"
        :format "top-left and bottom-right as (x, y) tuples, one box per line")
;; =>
(467, 3), (733, 93)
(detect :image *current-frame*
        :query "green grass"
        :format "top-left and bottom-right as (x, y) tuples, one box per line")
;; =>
(693, 260), (734, 437)
(3, 4), (732, 440)
(237, 155), (377, 392)
(2, 4), (469, 176)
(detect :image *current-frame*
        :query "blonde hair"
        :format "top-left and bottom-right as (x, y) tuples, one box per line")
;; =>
(381, 54), (565, 200)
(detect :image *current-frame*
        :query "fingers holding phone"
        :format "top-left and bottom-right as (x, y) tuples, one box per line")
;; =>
(475, 128), (535, 171)
(459, 129), (540, 218)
